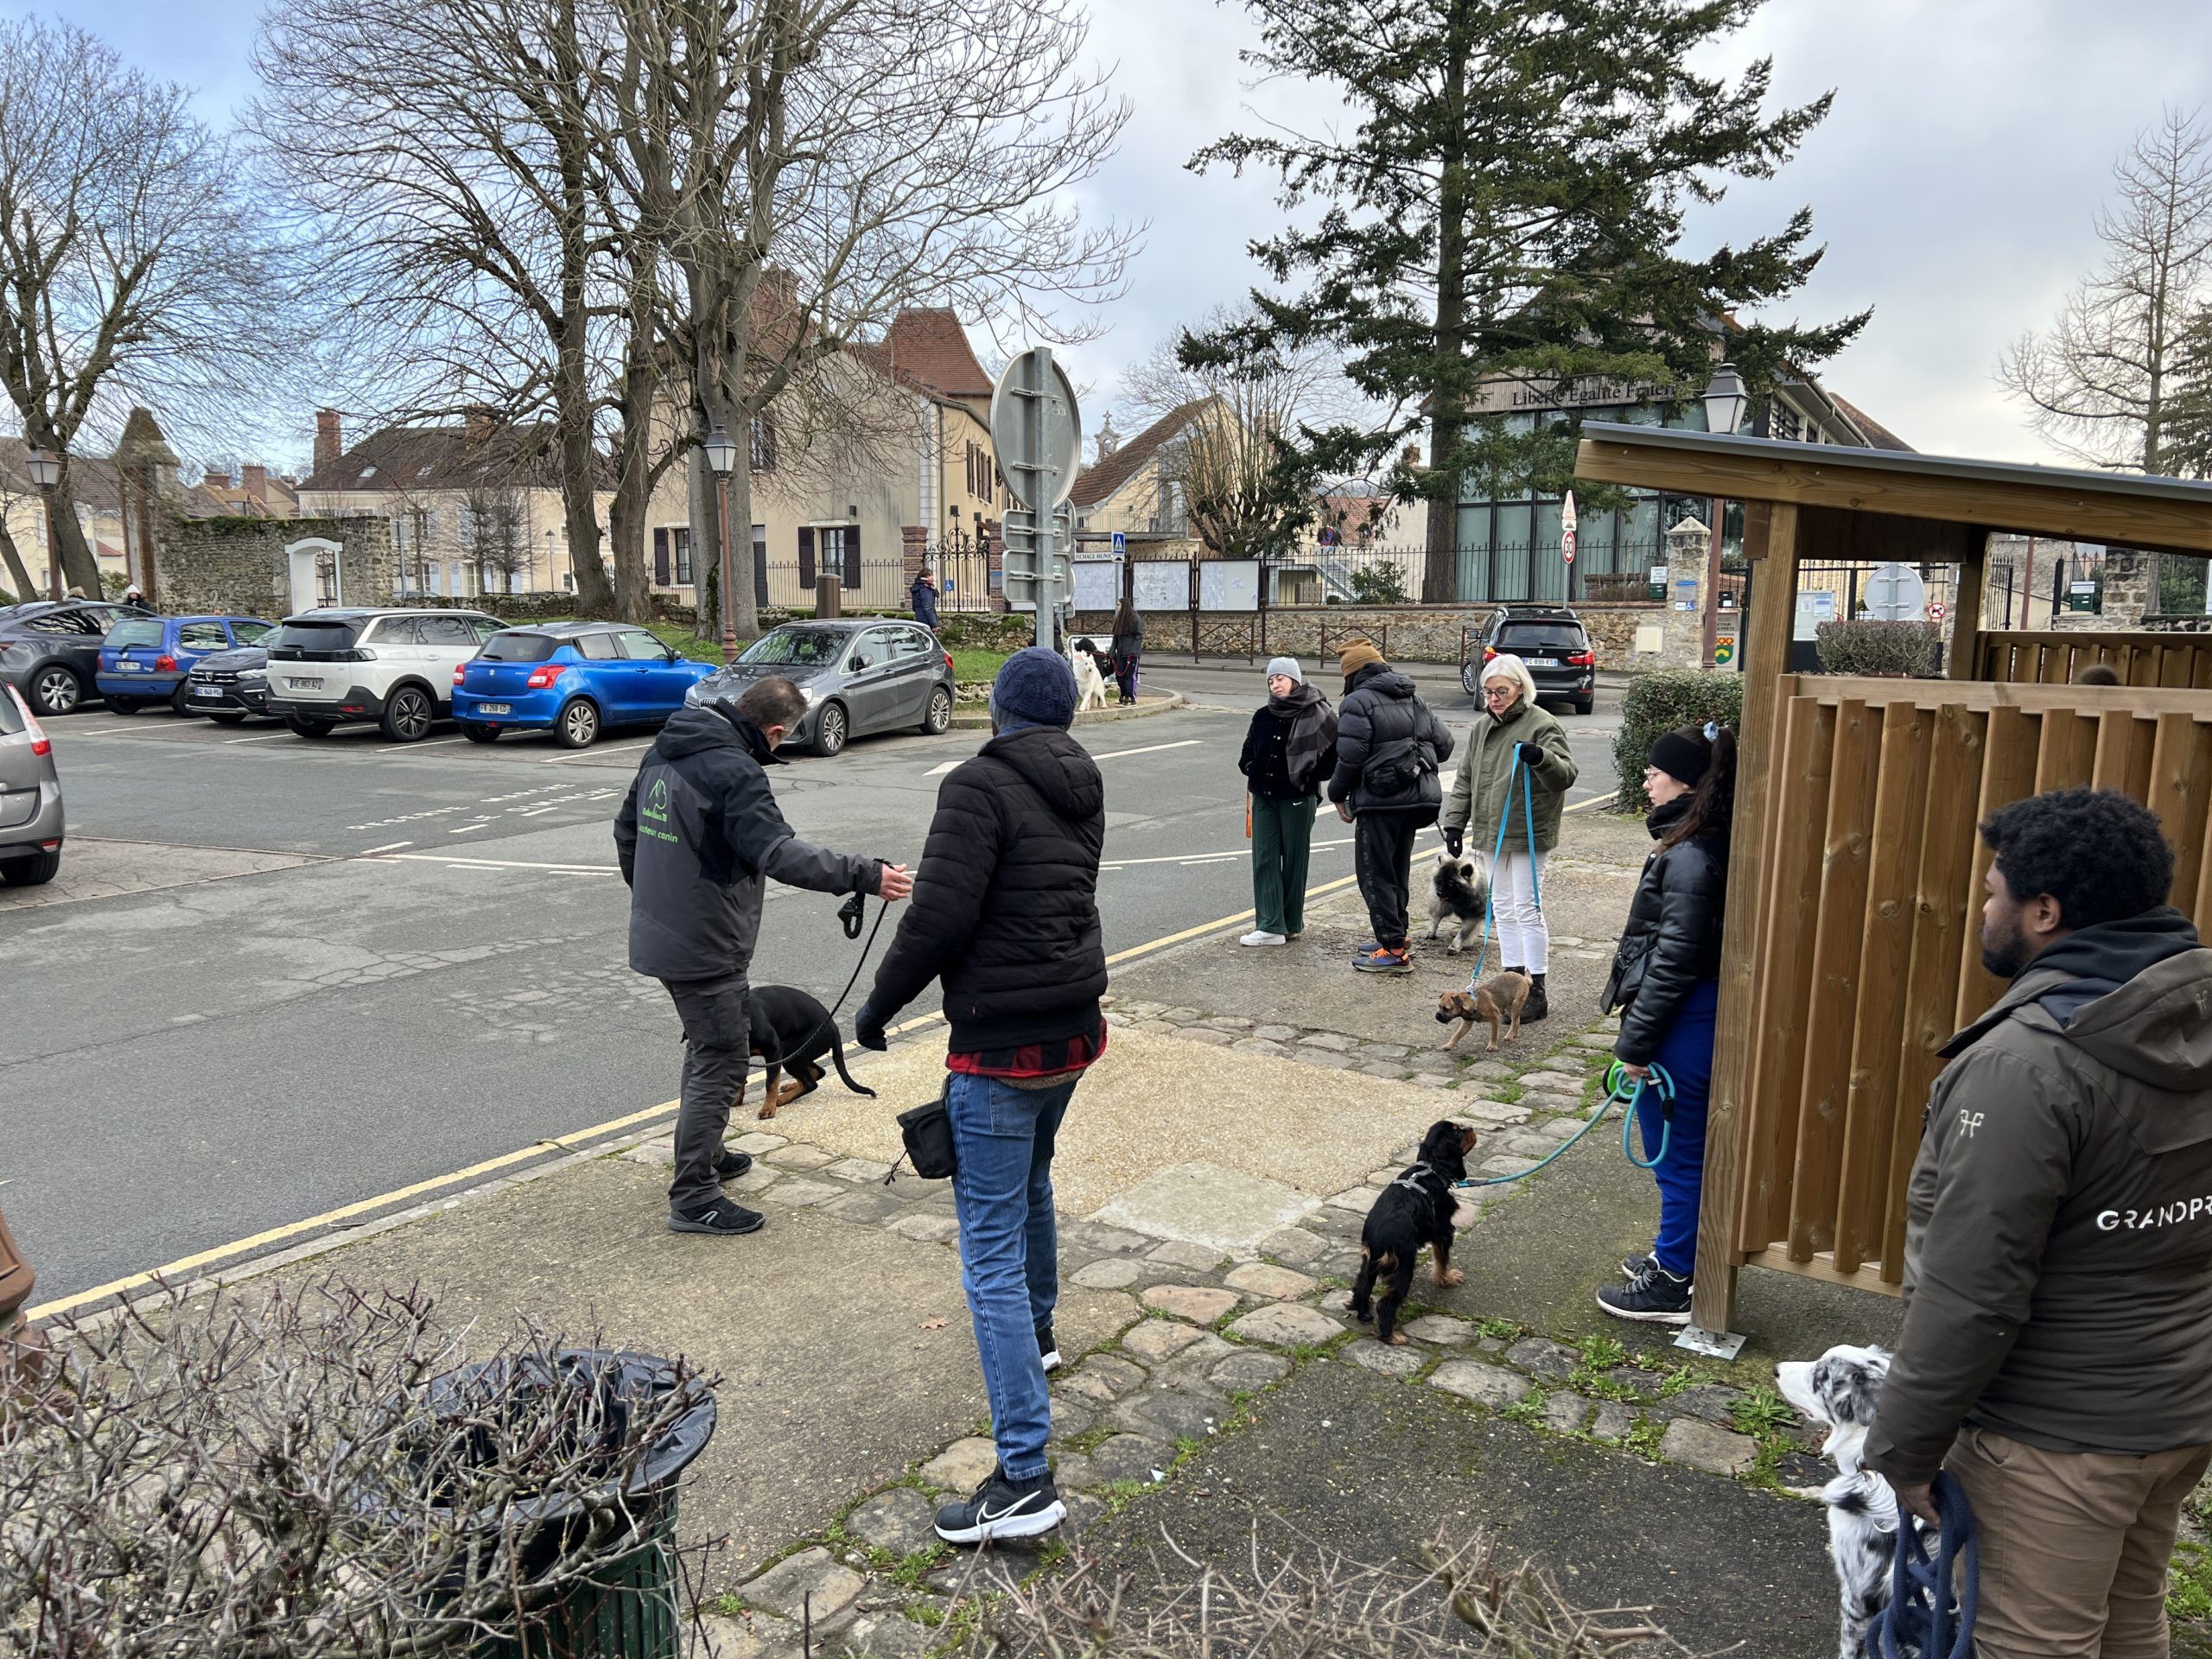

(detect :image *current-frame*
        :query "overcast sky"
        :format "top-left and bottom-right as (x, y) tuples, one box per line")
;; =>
(32, 0), (2212, 469)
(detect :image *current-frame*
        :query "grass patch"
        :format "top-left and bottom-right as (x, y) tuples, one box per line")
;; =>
(2171, 1541), (2212, 1622)
(1499, 1390), (1548, 1429)
(1726, 1384), (1798, 1439)
(1475, 1317), (1524, 1341)
(711, 1592), (751, 1618)
(950, 647), (1009, 683)
(1623, 1416), (1665, 1459)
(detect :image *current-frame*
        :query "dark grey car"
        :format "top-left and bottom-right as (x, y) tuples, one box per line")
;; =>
(0, 600), (134, 717)
(687, 620), (956, 756)
(0, 683), (62, 887)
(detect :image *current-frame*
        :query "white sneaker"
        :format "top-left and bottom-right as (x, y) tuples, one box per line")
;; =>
(1240, 930), (1288, 947)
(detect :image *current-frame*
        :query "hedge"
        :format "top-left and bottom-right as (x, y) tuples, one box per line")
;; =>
(1611, 671), (1745, 814)
(1815, 618), (1941, 677)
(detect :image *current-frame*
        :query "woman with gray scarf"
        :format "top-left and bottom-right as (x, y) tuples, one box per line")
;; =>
(1236, 657), (1337, 946)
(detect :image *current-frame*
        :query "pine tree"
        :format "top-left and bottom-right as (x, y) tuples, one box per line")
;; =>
(1187, 0), (1866, 601)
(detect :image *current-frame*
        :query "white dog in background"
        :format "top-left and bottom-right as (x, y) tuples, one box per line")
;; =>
(1069, 639), (1110, 712)
(1777, 1344), (1899, 1659)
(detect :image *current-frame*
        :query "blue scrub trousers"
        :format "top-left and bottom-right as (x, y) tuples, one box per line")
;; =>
(1634, 978), (1717, 1278)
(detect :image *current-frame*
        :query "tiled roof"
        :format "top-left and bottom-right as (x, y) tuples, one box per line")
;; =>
(0, 440), (122, 508)
(879, 309), (993, 400)
(1824, 390), (1912, 454)
(299, 422), (571, 494)
(1070, 399), (1211, 508)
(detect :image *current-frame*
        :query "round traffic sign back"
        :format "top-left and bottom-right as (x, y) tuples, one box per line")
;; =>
(989, 349), (1083, 512)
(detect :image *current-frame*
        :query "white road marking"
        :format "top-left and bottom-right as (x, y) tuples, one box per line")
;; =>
(226, 732), (295, 743)
(359, 840), (414, 855)
(447, 822), (489, 835)
(57, 724), (150, 738)
(391, 853), (619, 874)
(540, 741), (650, 765)
(925, 759), (962, 778)
(373, 736), (466, 752)
(1090, 739), (1201, 762)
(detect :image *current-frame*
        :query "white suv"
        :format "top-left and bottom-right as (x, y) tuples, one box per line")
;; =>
(264, 608), (504, 741)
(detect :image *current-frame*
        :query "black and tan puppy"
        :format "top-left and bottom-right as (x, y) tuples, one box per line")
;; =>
(1433, 971), (1532, 1052)
(1348, 1120), (1479, 1343)
(747, 985), (876, 1120)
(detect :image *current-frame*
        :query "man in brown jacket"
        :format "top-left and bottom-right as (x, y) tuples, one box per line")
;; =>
(1866, 787), (2212, 1657)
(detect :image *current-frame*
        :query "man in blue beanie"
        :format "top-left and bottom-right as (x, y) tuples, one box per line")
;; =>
(855, 647), (1106, 1544)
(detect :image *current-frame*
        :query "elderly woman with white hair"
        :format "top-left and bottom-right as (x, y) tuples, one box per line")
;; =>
(1440, 652), (1577, 1020)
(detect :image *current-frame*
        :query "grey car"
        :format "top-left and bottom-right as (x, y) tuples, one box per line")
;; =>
(687, 620), (956, 756)
(0, 683), (62, 887)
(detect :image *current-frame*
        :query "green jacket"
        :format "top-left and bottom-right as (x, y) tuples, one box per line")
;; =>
(1440, 698), (1577, 855)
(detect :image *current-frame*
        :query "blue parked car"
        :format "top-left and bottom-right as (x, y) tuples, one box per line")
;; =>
(99, 613), (275, 715)
(452, 622), (715, 748)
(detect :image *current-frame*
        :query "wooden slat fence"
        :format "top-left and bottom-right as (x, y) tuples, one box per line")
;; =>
(1735, 673), (2212, 1292)
(1977, 630), (2212, 689)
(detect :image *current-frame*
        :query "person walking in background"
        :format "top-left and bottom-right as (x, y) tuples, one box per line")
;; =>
(1238, 657), (1336, 948)
(616, 677), (911, 1238)
(1327, 640), (1453, 976)
(1109, 597), (1143, 706)
(1866, 788), (2212, 1657)
(910, 564), (940, 629)
(1440, 653), (1576, 1020)
(1594, 722), (1735, 1324)
(853, 647), (1107, 1546)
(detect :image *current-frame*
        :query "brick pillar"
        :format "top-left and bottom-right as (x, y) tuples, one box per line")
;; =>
(985, 527), (1007, 613)
(2102, 548), (2154, 626)
(901, 524), (927, 580)
(1661, 517), (1709, 668)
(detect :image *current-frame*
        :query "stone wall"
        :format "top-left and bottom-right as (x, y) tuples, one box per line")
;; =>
(157, 514), (396, 620)
(1071, 599), (1667, 670)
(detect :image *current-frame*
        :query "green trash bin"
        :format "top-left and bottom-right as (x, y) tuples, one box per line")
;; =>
(372, 1348), (717, 1659)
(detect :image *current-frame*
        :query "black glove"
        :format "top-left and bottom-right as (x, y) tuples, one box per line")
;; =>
(854, 1004), (889, 1051)
(1515, 741), (1546, 766)
(1441, 826), (1465, 857)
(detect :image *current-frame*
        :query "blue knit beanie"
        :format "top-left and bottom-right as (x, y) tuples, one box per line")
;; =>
(990, 646), (1078, 731)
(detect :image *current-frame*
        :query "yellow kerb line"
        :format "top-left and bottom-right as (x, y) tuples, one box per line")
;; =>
(25, 823), (1469, 1321)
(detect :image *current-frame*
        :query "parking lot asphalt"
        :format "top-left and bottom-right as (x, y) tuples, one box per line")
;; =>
(3, 683), (1621, 1307)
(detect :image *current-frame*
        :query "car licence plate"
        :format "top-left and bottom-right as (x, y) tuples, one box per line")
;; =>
(287, 677), (324, 690)
(1525, 657), (1560, 667)
(193, 685), (223, 698)
(117, 661), (145, 672)
(479, 702), (512, 715)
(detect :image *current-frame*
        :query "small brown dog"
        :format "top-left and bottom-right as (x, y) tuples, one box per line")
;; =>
(1433, 972), (1531, 1052)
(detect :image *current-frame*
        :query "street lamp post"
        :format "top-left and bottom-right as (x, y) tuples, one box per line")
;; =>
(25, 449), (61, 602)
(702, 424), (740, 662)
(1698, 365), (1749, 670)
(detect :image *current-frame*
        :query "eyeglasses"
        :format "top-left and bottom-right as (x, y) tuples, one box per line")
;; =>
(1482, 686), (1518, 702)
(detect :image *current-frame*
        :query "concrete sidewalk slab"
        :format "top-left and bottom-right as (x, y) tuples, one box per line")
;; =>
(1095, 1164), (1316, 1252)
(246, 1154), (1130, 1581)
(791, 1025), (1459, 1219)
(0, 835), (318, 912)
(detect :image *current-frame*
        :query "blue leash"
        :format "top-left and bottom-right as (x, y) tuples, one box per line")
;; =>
(1454, 1064), (1676, 1189)
(1868, 1471), (1978, 1659)
(1463, 753), (1542, 983)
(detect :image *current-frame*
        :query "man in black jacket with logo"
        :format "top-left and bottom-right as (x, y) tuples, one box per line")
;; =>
(615, 677), (910, 1237)
(854, 648), (1107, 1548)
(1866, 789), (2212, 1656)
(1326, 640), (1454, 975)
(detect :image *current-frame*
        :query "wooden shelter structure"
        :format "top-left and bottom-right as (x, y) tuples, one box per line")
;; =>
(1574, 423), (2212, 1334)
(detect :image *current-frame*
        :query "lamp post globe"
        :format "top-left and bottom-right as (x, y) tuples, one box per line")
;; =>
(702, 425), (738, 476)
(1700, 363), (1748, 437)
(25, 448), (60, 489)
(26, 448), (60, 600)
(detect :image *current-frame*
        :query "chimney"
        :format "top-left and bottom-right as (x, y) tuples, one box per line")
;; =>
(464, 404), (496, 444)
(243, 463), (267, 502)
(315, 409), (342, 474)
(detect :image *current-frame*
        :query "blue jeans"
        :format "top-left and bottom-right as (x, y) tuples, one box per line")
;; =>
(1634, 979), (1717, 1277)
(946, 1071), (1078, 1480)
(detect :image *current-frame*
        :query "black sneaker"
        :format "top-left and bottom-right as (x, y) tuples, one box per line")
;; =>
(668, 1198), (766, 1236)
(1037, 1323), (1061, 1373)
(934, 1465), (1066, 1545)
(1522, 973), (1549, 1022)
(1596, 1262), (1692, 1324)
(1620, 1252), (1656, 1281)
(715, 1149), (754, 1180)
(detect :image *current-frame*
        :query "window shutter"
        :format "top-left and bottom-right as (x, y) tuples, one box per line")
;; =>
(798, 526), (816, 588)
(752, 524), (768, 607)
(653, 527), (671, 586)
(844, 522), (861, 588)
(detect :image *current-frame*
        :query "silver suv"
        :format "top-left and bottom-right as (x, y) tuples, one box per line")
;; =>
(264, 608), (504, 741)
(0, 683), (62, 887)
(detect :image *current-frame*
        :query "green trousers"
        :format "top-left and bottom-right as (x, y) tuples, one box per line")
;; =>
(1251, 794), (1318, 936)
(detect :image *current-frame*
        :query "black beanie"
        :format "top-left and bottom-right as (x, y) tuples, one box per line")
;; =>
(1649, 725), (1712, 788)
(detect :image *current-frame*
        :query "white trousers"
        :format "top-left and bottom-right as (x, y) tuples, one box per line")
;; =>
(1493, 849), (1549, 975)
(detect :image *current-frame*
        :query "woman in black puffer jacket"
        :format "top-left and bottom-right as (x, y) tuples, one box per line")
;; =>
(1595, 721), (1736, 1325)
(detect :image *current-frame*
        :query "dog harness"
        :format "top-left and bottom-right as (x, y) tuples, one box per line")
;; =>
(1390, 1162), (1446, 1198)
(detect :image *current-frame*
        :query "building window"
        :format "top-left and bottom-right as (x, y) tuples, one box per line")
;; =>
(750, 414), (777, 474)
(814, 524), (862, 588)
(673, 527), (692, 586)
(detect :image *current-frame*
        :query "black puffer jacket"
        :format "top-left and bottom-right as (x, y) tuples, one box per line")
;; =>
(1603, 798), (1728, 1065)
(1326, 664), (1454, 818)
(861, 725), (1107, 1052)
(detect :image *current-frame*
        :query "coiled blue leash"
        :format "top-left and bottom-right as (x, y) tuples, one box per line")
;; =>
(1868, 1471), (1978, 1659)
(1605, 1060), (1676, 1168)
(1454, 1062), (1676, 1189)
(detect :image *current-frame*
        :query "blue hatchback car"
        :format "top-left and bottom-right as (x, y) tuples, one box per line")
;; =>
(99, 613), (275, 715)
(452, 623), (715, 748)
